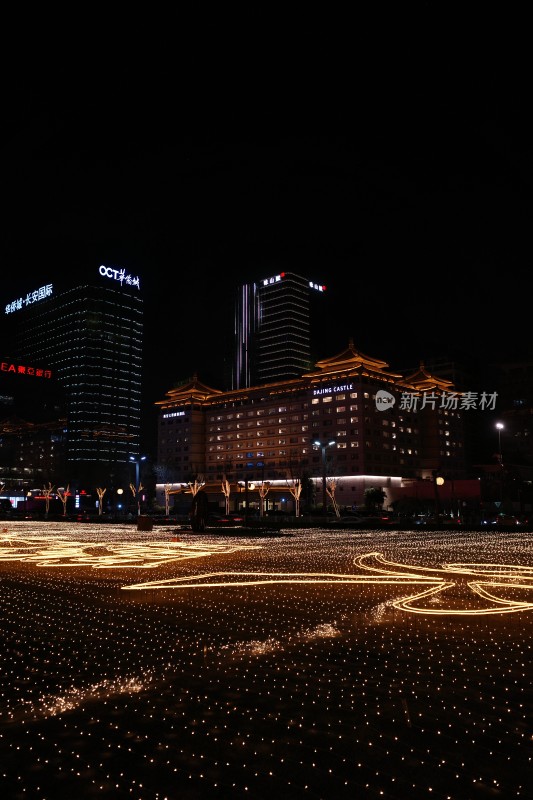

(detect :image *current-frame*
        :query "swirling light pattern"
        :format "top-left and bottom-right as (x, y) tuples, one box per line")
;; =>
(0, 528), (260, 568)
(0, 520), (532, 798)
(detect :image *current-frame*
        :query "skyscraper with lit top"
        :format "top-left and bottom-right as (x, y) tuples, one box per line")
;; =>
(233, 271), (326, 389)
(2, 264), (143, 483)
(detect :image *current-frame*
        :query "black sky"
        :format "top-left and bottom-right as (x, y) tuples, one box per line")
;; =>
(2, 48), (532, 453)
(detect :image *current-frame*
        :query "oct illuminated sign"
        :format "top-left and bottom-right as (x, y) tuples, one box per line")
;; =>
(99, 265), (141, 290)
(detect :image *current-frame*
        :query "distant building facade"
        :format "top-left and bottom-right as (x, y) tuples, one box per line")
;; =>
(493, 358), (533, 467)
(233, 271), (326, 389)
(1, 265), (143, 487)
(156, 340), (466, 510)
(0, 359), (67, 488)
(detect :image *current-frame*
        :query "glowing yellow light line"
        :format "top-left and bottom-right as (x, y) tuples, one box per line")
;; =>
(443, 562), (533, 577)
(2, 530), (533, 617)
(0, 533), (260, 569)
(355, 552), (458, 578)
(122, 570), (437, 591)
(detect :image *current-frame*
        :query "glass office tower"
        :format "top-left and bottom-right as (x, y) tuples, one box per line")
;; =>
(233, 271), (326, 389)
(2, 265), (143, 482)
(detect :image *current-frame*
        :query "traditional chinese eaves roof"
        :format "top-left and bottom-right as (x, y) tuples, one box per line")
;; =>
(402, 362), (455, 392)
(154, 344), (460, 408)
(305, 339), (403, 381)
(154, 373), (223, 406)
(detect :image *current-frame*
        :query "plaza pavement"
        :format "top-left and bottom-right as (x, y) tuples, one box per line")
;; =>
(1, 521), (532, 799)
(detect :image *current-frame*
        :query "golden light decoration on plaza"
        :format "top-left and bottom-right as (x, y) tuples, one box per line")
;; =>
(1, 527), (533, 615)
(0, 520), (532, 798)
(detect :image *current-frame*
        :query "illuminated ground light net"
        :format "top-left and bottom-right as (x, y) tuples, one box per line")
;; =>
(1, 528), (533, 615)
(1, 522), (532, 799)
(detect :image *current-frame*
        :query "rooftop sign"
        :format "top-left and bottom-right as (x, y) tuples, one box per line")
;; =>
(4, 284), (53, 314)
(99, 265), (140, 289)
(260, 272), (326, 292)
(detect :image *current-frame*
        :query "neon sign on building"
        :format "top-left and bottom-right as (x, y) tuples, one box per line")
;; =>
(313, 382), (354, 396)
(99, 265), (141, 289)
(4, 284), (53, 314)
(260, 272), (326, 293)
(1, 362), (52, 378)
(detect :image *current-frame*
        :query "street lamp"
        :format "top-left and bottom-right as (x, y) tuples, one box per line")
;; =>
(129, 455), (146, 515)
(434, 474), (444, 517)
(496, 423), (504, 503)
(496, 422), (504, 465)
(313, 439), (336, 514)
(116, 487), (124, 514)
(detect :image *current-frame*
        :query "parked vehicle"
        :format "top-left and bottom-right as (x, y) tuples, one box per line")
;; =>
(482, 514), (525, 527)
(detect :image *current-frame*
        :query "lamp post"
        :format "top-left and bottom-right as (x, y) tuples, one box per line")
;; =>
(496, 422), (504, 464)
(129, 455), (146, 516)
(116, 487), (124, 516)
(313, 439), (336, 514)
(496, 422), (504, 503)
(434, 474), (444, 518)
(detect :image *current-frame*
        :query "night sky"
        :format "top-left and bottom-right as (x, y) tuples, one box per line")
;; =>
(2, 53), (531, 454)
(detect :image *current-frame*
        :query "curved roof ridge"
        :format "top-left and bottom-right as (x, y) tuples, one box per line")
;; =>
(403, 363), (455, 392)
(154, 374), (223, 405)
(313, 338), (391, 371)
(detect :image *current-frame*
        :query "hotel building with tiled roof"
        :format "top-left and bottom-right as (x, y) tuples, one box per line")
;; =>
(156, 339), (466, 511)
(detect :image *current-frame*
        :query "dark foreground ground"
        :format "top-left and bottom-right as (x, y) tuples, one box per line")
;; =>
(1, 521), (532, 799)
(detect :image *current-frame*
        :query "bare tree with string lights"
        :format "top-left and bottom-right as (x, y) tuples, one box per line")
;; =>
(42, 483), (55, 519)
(57, 485), (71, 517)
(96, 487), (107, 516)
(189, 476), (208, 532)
(163, 483), (173, 516)
(221, 475), (231, 514)
(326, 478), (341, 517)
(129, 481), (144, 517)
(257, 481), (271, 517)
(287, 478), (302, 518)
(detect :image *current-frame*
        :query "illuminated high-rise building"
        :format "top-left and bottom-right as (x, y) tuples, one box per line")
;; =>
(2, 264), (143, 483)
(233, 271), (326, 389)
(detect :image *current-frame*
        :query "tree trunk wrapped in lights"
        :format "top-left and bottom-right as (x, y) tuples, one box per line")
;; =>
(163, 483), (172, 516)
(287, 478), (302, 517)
(96, 487), (107, 515)
(221, 476), (231, 514)
(326, 478), (341, 517)
(42, 483), (55, 518)
(129, 482), (144, 516)
(58, 485), (70, 517)
(189, 478), (208, 532)
(188, 478), (205, 498)
(257, 481), (271, 517)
